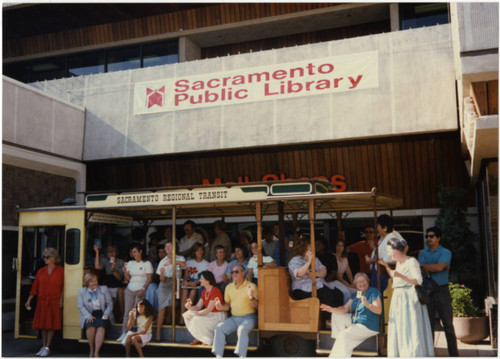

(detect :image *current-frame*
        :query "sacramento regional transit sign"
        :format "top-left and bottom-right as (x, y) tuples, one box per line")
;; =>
(134, 51), (378, 114)
(86, 186), (268, 209)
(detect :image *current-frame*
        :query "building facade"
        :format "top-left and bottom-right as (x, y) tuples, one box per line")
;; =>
(3, 3), (498, 327)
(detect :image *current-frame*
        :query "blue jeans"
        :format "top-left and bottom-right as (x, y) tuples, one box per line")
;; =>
(212, 313), (256, 357)
(427, 285), (458, 356)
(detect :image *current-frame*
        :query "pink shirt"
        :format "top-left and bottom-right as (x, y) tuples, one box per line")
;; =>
(208, 260), (229, 284)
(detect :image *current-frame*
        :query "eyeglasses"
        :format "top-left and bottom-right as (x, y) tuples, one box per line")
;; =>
(425, 234), (436, 239)
(43, 255), (52, 259)
(231, 270), (240, 274)
(365, 231), (374, 234)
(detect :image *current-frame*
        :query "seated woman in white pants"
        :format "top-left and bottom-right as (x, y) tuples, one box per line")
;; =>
(320, 272), (381, 358)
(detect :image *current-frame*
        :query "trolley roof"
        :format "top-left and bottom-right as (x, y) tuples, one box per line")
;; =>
(19, 180), (403, 219)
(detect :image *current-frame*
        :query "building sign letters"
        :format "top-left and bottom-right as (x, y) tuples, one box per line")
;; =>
(134, 51), (378, 114)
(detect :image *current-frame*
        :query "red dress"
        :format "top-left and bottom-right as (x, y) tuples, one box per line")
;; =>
(30, 265), (64, 330)
(201, 286), (223, 312)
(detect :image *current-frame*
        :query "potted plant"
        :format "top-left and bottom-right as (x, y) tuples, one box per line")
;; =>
(449, 283), (488, 343)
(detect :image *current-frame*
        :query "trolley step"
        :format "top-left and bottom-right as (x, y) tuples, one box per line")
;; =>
(79, 339), (258, 351)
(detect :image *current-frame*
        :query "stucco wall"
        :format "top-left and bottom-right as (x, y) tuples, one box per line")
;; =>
(31, 25), (457, 161)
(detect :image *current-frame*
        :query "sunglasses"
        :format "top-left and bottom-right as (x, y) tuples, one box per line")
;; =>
(365, 230), (374, 234)
(43, 255), (52, 259)
(425, 234), (436, 239)
(231, 270), (241, 274)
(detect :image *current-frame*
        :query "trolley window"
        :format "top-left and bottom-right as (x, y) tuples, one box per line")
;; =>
(65, 228), (80, 265)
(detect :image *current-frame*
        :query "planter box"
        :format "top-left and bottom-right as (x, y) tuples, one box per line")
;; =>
(453, 316), (489, 344)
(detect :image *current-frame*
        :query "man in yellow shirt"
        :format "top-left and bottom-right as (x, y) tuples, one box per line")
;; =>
(212, 264), (258, 358)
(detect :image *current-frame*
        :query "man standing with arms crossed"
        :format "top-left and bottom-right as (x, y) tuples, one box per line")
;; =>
(418, 226), (458, 357)
(212, 263), (258, 358)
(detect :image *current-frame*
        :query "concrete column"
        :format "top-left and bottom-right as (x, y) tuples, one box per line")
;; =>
(179, 36), (201, 62)
(390, 4), (400, 32)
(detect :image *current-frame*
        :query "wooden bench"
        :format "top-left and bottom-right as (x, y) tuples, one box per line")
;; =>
(258, 267), (320, 333)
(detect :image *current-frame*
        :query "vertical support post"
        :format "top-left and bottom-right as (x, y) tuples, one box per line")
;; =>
(278, 201), (285, 266)
(309, 198), (317, 297)
(336, 210), (343, 245)
(256, 202), (263, 266)
(171, 207), (177, 342)
(292, 213), (298, 243)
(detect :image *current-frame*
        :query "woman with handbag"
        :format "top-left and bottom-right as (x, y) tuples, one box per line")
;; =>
(77, 273), (114, 357)
(378, 236), (434, 357)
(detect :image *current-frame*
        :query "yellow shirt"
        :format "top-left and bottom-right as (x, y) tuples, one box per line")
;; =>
(224, 279), (258, 316)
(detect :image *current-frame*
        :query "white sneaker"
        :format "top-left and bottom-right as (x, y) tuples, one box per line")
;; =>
(35, 347), (45, 356)
(116, 333), (126, 342)
(39, 347), (50, 357)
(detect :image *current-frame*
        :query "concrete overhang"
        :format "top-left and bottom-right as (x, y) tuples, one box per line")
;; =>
(184, 3), (389, 48)
(468, 115), (499, 184)
(461, 53), (499, 79)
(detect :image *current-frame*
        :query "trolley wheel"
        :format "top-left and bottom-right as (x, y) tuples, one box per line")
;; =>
(271, 334), (314, 357)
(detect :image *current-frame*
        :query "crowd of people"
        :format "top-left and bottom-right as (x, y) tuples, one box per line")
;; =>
(25, 216), (459, 358)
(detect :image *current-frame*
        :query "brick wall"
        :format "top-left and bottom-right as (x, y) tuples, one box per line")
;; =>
(2, 164), (76, 227)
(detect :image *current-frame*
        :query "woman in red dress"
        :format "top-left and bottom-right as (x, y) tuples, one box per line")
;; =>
(182, 271), (226, 345)
(25, 247), (64, 357)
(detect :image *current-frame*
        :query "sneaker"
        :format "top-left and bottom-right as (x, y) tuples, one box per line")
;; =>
(39, 347), (50, 357)
(35, 347), (45, 356)
(116, 333), (126, 342)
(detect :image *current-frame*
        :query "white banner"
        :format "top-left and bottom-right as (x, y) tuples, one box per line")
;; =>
(86, 186), (268, 209)
(134, 51), (378, 115)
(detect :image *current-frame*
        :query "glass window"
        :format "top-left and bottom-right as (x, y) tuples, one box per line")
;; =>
(107, 46), (140, 72)
(31, 57), (67, 82)
(65, 228), (80, 265)
(400, 3), (449, 30)
(68, 52), (105, 77)
(143, 40), (178, 68)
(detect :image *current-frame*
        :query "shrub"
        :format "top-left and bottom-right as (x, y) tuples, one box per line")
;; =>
(449, 283), (485, 317)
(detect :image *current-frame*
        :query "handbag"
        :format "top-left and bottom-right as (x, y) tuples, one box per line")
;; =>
(415, 267), (438, 305)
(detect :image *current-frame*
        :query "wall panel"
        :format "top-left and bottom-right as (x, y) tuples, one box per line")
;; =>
(5, 3), (342, 58)
(86, 132), (473, 210)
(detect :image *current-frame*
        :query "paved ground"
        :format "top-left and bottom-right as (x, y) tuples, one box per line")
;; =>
(2, 329), (497, 357)
(434, 330), (497, 357)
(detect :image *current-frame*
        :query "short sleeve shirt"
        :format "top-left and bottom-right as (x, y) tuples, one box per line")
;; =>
(225, 259), (249, 277)
(418, 245), (451, 286)
(350, 287), (381, 332)
(288, 255), (326, 291)
(185, 258), (209, 281)
(156, 255), (186, 278)
(100, 256), (124, 276)
(247, 255), (274, 278)
(208, 260), (229, 283)
(201, 286), (224, 313)
(224, 280), (258, 316)
(126, 260), (154, 291)
(179, 233), (203, 254)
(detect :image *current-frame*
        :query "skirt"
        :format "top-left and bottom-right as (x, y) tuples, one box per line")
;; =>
(388, 286), (435, 357)
(84, 310), (110, 330)
(157, 278), (175, 310)
(183, 310), (227, 345)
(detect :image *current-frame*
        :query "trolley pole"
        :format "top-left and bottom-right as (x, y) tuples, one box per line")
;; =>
(309, 198), (317, 298)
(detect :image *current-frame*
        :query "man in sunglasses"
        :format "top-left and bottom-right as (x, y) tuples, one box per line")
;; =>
(418, 226), (458, 357)
(212, 264), (258, 358)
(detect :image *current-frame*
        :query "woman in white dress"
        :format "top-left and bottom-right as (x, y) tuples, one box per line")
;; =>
(183, 271), (226, 345)
(332, 240), (357, 302)
(378, 236), (434, 357)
